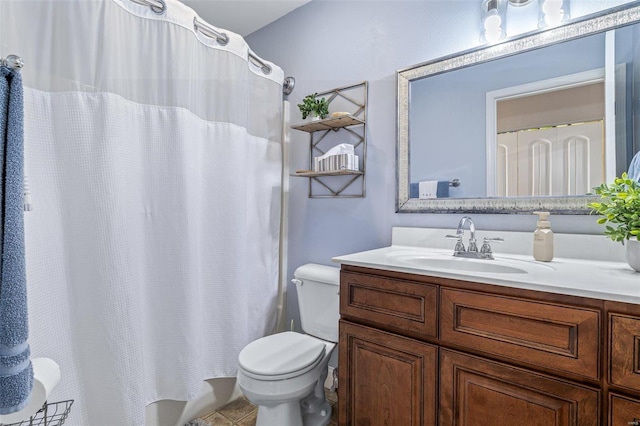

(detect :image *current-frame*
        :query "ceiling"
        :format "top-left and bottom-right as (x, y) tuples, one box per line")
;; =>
(180, 0), (311, 36)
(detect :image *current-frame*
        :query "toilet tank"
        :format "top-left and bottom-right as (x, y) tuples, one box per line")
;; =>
(293, 263), (340, 343)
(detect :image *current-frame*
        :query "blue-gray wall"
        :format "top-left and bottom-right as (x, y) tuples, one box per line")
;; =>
(246, 0), (634, 330)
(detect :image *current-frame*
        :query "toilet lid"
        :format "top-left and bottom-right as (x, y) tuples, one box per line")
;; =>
(239, 332), (326, 378)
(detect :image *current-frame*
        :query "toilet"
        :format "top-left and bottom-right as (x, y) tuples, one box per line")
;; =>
(237, 263), (340, 426)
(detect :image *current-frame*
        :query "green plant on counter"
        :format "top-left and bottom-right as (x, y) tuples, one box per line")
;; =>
(297, 93), (329, 120)
(589, 172), (640, 242)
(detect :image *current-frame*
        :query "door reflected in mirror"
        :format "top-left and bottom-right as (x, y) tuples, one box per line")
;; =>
(495, 120), (604, 197)
(492, 75), (606, 197)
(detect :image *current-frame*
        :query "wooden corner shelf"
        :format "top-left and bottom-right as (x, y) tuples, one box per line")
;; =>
(292, 170), (364, 178)
(290, 81), (368, 198)
(291, 116), (365, 133)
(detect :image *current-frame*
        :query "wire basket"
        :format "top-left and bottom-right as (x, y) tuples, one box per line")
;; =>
(0, 400), (74, 426)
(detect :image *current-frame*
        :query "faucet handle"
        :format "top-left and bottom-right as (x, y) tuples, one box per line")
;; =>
(483, 237), (504, 243)
(446, 234), (465, 253)
(480, 237), (504, 258)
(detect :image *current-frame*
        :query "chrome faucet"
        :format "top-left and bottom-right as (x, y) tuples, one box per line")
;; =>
(446, 216), (503, 259)
(457, 216), (477, 253)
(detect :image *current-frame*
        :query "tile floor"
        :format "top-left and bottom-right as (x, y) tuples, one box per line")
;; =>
(193, 389), (338, 426)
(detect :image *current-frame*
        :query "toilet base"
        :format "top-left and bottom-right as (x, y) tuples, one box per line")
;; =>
(302, 400), (332, 426)
(299, 362), (332, 426)
(256, 400), (303, 426)
(254, 392), (332, 426)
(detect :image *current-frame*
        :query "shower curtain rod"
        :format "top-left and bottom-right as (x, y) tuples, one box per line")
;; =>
(127, 0), (294, 92)
(0, 55), (23, 70)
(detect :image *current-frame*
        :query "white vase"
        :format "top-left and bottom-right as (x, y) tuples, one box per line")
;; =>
(625, 239), (640, 272)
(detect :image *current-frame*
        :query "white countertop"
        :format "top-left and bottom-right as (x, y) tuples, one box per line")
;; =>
(332, 227), (640, 304)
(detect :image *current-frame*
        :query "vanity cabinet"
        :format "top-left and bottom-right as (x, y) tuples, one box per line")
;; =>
(338, 265), (640, 425)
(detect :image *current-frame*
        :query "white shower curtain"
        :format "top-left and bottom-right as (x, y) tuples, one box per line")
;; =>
(0, 1), (283, 425)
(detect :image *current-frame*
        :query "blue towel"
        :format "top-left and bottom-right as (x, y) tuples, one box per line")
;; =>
(409, 181), (450, 198)
(629, 151), (640, 182)
(0, 66), (33, 415)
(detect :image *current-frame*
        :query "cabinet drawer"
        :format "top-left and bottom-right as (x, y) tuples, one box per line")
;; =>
(440, 288), (600, 379)
(609, 393), (640, 426)
(340, 271), (437, 339)
(610, 314), (640, 392)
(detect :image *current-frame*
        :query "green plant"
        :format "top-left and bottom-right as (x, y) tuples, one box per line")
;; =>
(589, 172), (640, 242)
(297, 93), (329, 120)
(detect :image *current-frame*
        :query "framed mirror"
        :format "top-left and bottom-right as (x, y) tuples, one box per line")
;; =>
(397, 3), (640, 214)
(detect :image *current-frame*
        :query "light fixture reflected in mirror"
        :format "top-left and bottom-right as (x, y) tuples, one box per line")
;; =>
(482, 0), (507, 43)
(538, 0), (570, 28)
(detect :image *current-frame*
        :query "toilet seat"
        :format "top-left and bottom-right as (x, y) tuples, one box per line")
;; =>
(238, 332), (326, 381)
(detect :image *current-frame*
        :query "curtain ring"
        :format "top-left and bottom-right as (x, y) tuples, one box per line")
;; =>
(248, 52), (272, 75)
(129, 0), (166, 15)
(150, 0), (165, 14)
(194, 17), (229, 46)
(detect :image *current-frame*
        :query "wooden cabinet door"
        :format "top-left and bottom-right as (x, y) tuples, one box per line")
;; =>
(609, 393), (640, 426)
(440, 349), (599, 426)
(610, 313), (640, 393)
(339, 320), (437, 426)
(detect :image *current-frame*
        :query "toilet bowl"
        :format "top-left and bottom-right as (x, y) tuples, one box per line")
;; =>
(237, 264), (340, 426)
(237, 332), (335, 425)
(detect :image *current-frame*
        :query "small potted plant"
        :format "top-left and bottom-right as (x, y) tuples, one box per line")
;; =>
(589, 172), (640, 271)
(297, 93), (329, 121)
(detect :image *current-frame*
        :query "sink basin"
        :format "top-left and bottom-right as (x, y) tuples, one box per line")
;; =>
(398, 255), (527, 274)
(386, 251), (553, 275)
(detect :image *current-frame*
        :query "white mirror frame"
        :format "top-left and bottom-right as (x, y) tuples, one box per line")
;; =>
(397, 3), (640, 214)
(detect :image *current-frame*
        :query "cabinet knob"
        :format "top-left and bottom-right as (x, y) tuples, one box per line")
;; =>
(628, 419), (640, 426)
